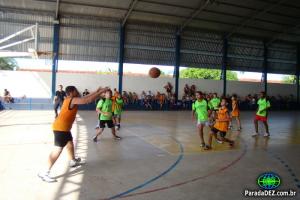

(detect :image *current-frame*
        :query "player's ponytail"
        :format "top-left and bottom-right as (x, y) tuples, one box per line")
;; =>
(65, 86), (77, 95)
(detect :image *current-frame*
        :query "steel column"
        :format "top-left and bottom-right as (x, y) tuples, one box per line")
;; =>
(221, 37), (228, 97)
(263, 41), (268, 94)
(174, 32), (181, 101)
(296, 44), (300, 106)
(51, 22), (60, 99)
(118, 25), (125, 93)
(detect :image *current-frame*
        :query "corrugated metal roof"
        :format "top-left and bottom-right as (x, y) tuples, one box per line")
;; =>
(1, 0), (299, 41)
(0, 0), (299, 74)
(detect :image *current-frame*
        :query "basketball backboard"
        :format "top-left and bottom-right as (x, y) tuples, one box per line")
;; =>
(0, 23), (40, 59)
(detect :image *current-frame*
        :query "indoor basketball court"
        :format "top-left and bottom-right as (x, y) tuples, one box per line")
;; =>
(0, 0), (300, 200)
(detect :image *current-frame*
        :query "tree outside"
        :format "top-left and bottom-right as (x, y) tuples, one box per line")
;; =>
(0, 58), (17, 70)
(282, 75), (296, 84)
(180, 67), (238, 81)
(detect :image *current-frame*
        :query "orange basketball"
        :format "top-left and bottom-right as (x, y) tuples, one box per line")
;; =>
(149, 67), (161, 78)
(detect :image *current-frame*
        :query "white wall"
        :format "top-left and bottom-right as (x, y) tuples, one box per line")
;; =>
(123, 76), (175, 95)
(179, 79), (223, 97)
(56, 73), (118, 93)
(227, 81), (264, 97)
(0, 70), (297, 98)
(37, 72), (118, 95)
(268, 83), (297, 97)
(0, 71), (50, 98)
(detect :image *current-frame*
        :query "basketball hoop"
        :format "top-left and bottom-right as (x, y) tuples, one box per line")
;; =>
(28, 48), (38, 59)
(0, 23), (39, 59)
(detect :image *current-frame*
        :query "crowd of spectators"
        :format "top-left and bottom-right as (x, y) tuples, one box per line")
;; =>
(0, 85), (298, 111)
(239, 93), (298, 110)
(116, 83), (299, 111)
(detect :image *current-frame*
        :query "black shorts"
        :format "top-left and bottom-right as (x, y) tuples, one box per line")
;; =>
(211, 127), (226, 138)
(53, 131), (73, 147)
(99, 120), (114, 128)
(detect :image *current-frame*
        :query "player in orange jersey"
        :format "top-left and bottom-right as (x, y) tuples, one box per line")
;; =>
(229, 94), (241, 131)
(205, 98), (234, 150)
(38, 86), (108, 182)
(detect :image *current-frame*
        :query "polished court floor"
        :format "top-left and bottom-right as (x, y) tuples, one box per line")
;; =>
(0, 110), (299, 200)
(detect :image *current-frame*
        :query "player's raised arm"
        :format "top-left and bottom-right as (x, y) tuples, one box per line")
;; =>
(72, 87), (108, 105)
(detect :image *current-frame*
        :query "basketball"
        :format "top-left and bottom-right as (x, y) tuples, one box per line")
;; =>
(149, 67), (161, 78)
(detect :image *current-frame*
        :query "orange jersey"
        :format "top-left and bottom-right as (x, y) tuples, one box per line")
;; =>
(113, 91), (119, 98)
(231, 100), (240, 117)
(159, 94), (165, 103)
(111, 96), (116, 112)
(214, 107), (229, 132)
(52, 97), (78, 132)
(155, 94), (160, 100)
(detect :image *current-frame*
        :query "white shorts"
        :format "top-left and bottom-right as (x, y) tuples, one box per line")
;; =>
(197, 120), (210, 127)
(113, 114), (121, 118)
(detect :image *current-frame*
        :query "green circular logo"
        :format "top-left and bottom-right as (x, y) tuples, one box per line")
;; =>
(257, 172), (281, 190)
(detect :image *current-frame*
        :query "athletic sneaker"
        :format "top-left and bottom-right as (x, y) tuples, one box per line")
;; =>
(252, 132), (258, 137)
(93, 135), (98, 142)
(200, 143), (205, 147)
(264, 133), (270, 137)
(216, 139), (223, 144)
(114, 135), (122, 140)
(204, 145), (211, 150)
(69, 157), (81, 167)
(38, 171), (57, 183)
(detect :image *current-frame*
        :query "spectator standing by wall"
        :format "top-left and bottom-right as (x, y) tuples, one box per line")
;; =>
(190, 85), (196, 96)
(141, 91), (146, 105)
(184, 84), (190, 96)
(132, 92), (138, 104)
(82, 89), (90, 96)
(54, 85), (66, 118)
(3, 89), (14, 103)
(164, 82), (173, 98)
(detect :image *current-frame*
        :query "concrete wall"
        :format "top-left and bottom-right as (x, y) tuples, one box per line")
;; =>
(123, 76), (175, 94)
(227, 81), (264, 97)
(37, 72), (118, 95)
(267, 83), (297, 97)
(0, 71), (50, 98)
(0, 70), (297, 98)
(179, 79), (223, 96)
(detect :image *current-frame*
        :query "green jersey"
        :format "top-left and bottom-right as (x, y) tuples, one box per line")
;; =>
(114, 98), (123, 115)
(210, 97), (220, 110)
(256, 98), (271, 117)
(192, 101), (197, 118)
(208, 101), (213, 110)
(193, 99), (208, 121)
(97, 99), (113, 120)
